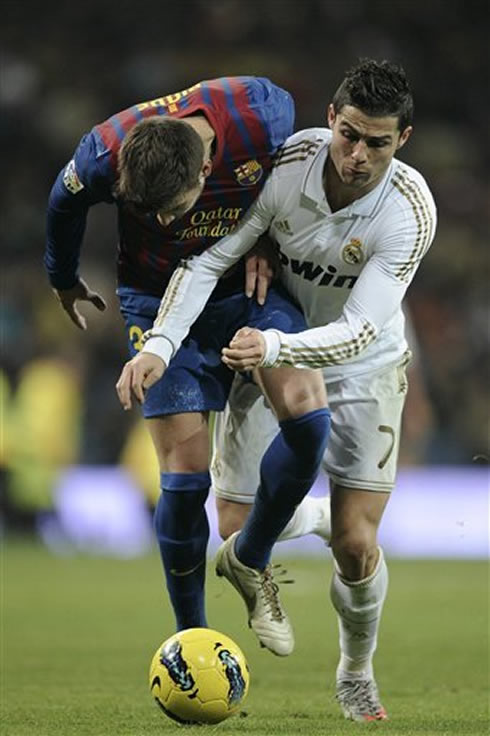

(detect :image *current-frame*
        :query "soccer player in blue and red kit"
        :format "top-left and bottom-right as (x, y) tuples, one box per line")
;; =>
(45, 77), (331, 652)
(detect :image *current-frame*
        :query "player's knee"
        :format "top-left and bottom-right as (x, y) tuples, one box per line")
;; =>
(286, 380), (327, 418)
(331, 527), (379, 580)
(258, 367), (327, 419)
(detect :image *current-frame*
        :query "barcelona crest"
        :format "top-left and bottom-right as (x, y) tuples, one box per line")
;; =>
(234, 159), (263, 186)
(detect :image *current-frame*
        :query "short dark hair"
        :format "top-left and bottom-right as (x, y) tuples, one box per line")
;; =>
(116, 117), (205, 214)
(332, 59), (414, 131)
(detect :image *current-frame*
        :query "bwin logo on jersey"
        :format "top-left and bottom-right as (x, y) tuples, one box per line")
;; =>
(279, 249), (358, 289)
(160, 641), (196, 692)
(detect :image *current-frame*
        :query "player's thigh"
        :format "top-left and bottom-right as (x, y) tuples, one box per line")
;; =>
(211, 375), (279, 503)
(146, 412), (210, 473)
(256, 364), (327, 420)
(246, 283), (328, 419)
(247, 285), (328, 417)
(324, 355), (411, 493)
(120, 290), (236, 416)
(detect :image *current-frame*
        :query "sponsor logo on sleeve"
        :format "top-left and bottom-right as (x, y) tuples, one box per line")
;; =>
(63, 159), (84, 194)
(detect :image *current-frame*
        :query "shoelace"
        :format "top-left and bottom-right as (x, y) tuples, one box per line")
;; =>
(336, 680), (382, 715)
(271, 563), (295, 585)
(258, 564), (294, 622)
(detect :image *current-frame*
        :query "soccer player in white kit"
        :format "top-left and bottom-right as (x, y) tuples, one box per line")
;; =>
(117, 59), (437, 722)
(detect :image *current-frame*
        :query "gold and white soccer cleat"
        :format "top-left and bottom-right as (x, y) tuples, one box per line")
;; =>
(215, 532), (294, 656)
(336, 678), (388, 722)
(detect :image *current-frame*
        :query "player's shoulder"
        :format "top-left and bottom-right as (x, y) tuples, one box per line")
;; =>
(387, 158), (437, 218)
(67, 129), (115, 192)
(227, 75), (283, 98)
(202, 76), (290, 112)
(272, 127), (328, 175)
(279, 127), (329, 152)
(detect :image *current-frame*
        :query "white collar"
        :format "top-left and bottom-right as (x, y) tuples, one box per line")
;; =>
(300, 134), (395, 218)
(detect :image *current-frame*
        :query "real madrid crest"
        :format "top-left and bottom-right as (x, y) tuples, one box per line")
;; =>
(342, 238), (364, 265)
(234, 159), (263, 187)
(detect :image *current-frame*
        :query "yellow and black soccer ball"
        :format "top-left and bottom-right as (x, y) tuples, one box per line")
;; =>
(149, 628), (250, 724)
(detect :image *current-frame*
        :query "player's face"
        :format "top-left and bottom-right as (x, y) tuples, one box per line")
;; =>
(327, 105), (412, 192)
(156, 150), (213, 228)
(156, 176), (206, 227)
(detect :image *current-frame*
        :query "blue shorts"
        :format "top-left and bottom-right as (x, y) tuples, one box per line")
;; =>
(118, 286), (306, 417)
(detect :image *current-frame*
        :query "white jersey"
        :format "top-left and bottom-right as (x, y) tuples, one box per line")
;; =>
(142, 128), (437, 381)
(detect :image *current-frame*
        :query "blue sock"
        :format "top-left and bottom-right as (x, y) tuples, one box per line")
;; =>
(155, 471), (210, 631)
(235, 408), (331, 570)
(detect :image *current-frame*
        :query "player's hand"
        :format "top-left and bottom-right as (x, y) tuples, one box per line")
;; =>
(116, 353), (167, 410)
(245, 253), (274, 305)
(244, 236), (281, 305)
(53, 278), (106, 330)
(222, 327), (266, 371)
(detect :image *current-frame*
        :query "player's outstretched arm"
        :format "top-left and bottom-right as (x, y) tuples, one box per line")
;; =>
(115, 353), (166, 410)
(142, 194), (274, 368)
(54, 277), (106, 330)
(46, 133), (114, 320)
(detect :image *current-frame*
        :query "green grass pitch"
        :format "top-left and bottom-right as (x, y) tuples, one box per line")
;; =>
(2, 540), (488, 735)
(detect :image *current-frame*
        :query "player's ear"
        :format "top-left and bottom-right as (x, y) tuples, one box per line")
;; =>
(201, 160), (213, 179)
(397, 125), (413, 150)
(327, 104), (336, 129)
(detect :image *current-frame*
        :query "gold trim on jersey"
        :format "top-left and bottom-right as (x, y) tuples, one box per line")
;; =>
(277, 322), (377, 368)
(272, 138), (322, 169)
(146, 262), (190, 339)
(392, 171), (434, 282)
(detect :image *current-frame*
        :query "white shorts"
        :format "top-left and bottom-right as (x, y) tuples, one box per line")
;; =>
(211, 352), (411, 502)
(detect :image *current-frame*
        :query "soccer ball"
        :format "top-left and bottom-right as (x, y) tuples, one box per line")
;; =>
(149, 627), (250, 724)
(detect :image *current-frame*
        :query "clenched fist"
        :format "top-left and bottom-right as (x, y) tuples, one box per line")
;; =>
(221, 327), (266, 371)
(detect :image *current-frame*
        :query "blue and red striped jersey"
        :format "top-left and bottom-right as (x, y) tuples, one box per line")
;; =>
(45, 76), (295, 296)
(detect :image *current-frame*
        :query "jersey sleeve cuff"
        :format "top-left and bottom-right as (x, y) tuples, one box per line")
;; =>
(261, 329), (282, 367)
(141, 334), (174, 368)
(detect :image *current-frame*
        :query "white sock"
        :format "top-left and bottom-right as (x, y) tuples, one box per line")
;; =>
(330, 547), (388, 681)
(277, 495), (330, 542)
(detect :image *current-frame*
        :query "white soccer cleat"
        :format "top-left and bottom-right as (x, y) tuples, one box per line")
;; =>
(336, 678), (388, 722)
(215, 532), (294, 656)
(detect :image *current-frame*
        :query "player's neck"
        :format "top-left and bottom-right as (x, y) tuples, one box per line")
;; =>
(323, 156), (380, 213)
(185, 115), (216, 158)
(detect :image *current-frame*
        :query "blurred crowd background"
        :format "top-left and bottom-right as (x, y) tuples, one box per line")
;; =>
(1, 0), (488, 530)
